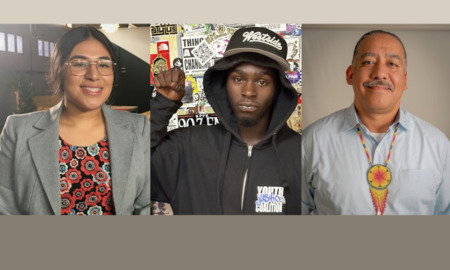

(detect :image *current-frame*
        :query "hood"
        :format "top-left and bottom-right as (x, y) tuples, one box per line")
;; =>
(203, 52), (298, 144)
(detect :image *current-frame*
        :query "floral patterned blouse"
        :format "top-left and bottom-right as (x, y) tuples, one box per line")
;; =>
(58, 136), (115, 215)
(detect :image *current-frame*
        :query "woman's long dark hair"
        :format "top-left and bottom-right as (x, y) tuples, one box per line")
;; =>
(48, 25), (116, 96)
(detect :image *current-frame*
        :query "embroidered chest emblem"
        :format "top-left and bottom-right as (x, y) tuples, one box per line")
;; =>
(255, 186), (285, 213)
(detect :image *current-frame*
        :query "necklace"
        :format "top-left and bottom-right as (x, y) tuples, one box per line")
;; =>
(356, 122), (399, 215)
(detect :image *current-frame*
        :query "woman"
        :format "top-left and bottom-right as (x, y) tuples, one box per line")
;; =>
(0, 26), (150, 215)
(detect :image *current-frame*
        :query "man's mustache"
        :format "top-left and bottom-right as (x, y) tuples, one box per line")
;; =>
(363, 80), (393, 91)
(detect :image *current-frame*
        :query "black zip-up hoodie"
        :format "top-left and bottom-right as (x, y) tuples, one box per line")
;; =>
(151, 53), (301, 214)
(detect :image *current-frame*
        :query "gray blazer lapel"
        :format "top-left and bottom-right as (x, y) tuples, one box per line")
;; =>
(28, 102), (64, 215)
(102, 104), (134, 215)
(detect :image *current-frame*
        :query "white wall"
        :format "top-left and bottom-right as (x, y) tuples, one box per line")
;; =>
(302, 25), (450, 139)
(102, 27), (149, 64)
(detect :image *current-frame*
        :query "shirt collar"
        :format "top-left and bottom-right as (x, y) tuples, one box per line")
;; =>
(397, 107), (413, 130)
(341, 104), (360, 132)
(342, 104), (413, 132)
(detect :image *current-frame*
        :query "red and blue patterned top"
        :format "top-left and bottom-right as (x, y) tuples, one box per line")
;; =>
(58, 136), (115, 215)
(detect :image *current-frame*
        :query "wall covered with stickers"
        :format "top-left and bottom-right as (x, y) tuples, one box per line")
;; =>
(150, 23), (302, 133)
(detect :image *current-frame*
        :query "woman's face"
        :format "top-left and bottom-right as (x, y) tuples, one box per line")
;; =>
(62, 38), (114, 113)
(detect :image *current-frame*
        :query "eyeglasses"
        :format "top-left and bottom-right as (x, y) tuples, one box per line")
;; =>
(65, 59), (116, 76)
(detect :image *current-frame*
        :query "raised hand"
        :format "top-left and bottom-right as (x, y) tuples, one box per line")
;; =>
(154, 68), (186, 103)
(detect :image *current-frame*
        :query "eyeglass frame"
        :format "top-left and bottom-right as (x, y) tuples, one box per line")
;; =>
(64, 58), (117, 76)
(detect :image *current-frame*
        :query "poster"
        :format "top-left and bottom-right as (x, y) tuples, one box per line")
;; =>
(181, 36), (215, 75)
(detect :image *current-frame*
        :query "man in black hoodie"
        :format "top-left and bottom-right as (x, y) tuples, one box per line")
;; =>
(151, 27), (301, 214)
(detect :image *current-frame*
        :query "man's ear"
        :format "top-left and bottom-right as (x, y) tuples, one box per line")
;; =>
(404, 72), (408, 91)
(346, 65), (353, 85)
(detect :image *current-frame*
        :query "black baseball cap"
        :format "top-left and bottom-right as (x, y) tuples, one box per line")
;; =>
(223, 27), (290, 71)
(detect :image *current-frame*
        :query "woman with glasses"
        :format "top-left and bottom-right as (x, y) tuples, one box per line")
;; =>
(0, 26), (150, 215)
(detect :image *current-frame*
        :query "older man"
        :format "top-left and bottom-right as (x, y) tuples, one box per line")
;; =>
(302, 30), (450, 215)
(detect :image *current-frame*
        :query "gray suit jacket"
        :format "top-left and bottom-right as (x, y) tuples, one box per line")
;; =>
(0, 102), (150, 215)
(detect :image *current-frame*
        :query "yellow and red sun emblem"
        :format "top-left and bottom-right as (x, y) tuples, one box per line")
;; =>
(367, 165), (391, 215)
(367, 165), (391, 189)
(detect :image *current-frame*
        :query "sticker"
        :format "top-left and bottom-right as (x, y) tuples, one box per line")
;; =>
(255, 24), (287, 33)
(182, 24), (210, 36)
(211, 24), (227, 34)
(283, 24), (302, 36)
(225, 23), (255, 29)
(209, 36), (230, 57)
(255, 186), (286, 213)
(287, 59), (300, 72)
(150, 53), (170, 84)
(177, 114), (218, 128)
(181, 75), (200, 104)
(191, 40), (215, 66)
(156, 40), (170, 53)
(151, 24), (178, 36)
(173, 57), (183, 70)
(205, 28), (229, 43)
(286, 69), (301, 84)
(167, 114), (179, 132)
(195, 77), (204, 92)
(195, 77), (208, 114)
(285, 37), (300, 60)
(177, 75), (214, 116)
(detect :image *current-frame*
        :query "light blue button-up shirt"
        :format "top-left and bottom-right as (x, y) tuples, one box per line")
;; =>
(302, 105), (450, 215)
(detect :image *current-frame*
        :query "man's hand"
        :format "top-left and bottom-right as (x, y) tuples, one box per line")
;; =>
(154, 68), (186, 103)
